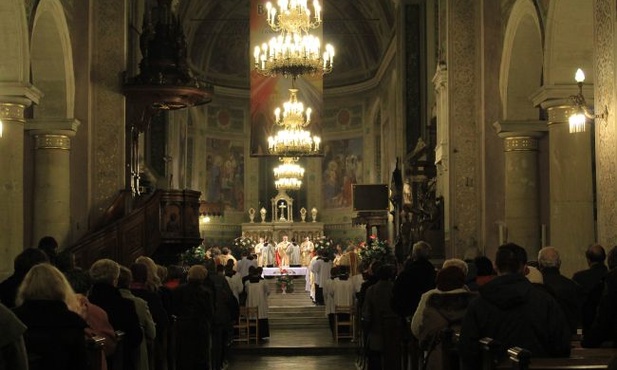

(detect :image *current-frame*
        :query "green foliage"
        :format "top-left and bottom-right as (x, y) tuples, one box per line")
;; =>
(359, 235), (393, 265)
(313, 235), (336, 260)
(179, 245), (207, 266)
(231, 236), (256, 259)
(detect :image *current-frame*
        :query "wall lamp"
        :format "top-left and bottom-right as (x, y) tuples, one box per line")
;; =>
(569, 68), (609, 133)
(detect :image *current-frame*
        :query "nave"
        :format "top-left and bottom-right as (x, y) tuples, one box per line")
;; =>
(229, 277), (357, 369)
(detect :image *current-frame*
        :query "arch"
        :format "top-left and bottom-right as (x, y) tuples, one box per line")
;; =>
(500, 0), (543, 120)
(0, 0), (30, 82)
(544, 0), (593, 85)
(31, 0), (75, 118)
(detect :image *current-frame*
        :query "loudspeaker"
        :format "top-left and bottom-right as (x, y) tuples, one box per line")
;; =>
(352, 184), (389, 211)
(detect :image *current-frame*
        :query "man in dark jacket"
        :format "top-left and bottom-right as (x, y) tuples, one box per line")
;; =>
(583, 247), (617, 347)
(459, 243), (571, 369)
(537, 246), (583, 334)
(572, 244), (608, 336)
(391, 241), (436, 320)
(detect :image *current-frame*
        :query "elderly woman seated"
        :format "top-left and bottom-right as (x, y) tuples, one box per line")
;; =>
(12, 263), (88, 370)
(411, 259), (477, 370)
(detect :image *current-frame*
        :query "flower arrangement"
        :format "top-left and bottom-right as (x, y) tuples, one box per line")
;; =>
(359, 235), (393, 265)
(179, 245), (207, 266)
(313, 235), (336, 260)
(231, 235), (256, 259)
(276, 267), (295, 293)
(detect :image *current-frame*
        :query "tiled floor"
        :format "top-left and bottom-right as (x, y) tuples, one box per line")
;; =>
(228, 354), (358, 369)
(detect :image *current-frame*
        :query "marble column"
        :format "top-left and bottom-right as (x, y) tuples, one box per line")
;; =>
(494, 122), (544, 256)
(544, 104), (594, 277)
(27, 119), (80, 247)
(0, 90), (40, 280)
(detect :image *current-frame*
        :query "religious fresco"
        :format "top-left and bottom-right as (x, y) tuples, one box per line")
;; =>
(322, 137), (364, 209)
(205, 138), (245, 211)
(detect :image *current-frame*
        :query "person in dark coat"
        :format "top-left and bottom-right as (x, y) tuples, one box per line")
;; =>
(0, 248), (48, 308)
(12, 263), (88, 370)
(537, 246), (583, 334)
(583, 246), (617, 347)
(362, 264), (398, 370)
(458, 243), (571, 369)
(172, 265), (214, 370)
(88, 259), (143, 370)
(573, 244), (608, 336)
(391, 241), (436, 320)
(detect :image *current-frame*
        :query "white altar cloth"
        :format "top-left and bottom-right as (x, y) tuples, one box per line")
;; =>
(262, 267), (307, 277)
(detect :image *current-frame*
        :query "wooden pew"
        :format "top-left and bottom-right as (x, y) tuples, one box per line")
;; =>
(480, 337), (504, 370)
(107, 330), (125, 370)
(504, 346), (617, 370)
(440, 328), (461, 370)
(86, 335), (106, 370)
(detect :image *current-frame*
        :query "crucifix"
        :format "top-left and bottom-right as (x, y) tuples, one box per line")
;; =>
(278, 201), (287, 221)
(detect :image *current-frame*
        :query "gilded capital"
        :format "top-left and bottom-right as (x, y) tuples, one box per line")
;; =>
(504, 136), (538, 152)
(34, 134), (71, 150)
(546, 105), (576, 125)
(0, 103), (26, 123)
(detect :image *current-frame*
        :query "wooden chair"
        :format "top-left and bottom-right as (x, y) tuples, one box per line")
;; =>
(86, 335), (106, 370)
(245, 306), (260, 344)
(334, 305), (354, 342)
(233, 307), (250, 343)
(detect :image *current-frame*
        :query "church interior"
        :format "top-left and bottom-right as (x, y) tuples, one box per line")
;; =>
(0, 0), (613, 281)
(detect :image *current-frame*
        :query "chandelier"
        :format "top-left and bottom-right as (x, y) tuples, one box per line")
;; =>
(253, 32), (334, 78)
(273, 157), (305, 191)
(268, 87), (321, 156)
(265, 0), (322, 34)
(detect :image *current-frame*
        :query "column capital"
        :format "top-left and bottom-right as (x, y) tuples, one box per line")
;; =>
(33, 134), (72, 150)
(0, 103), (27, 124)
(493, 120), (547, 138)
(26, 118), (80, 136)
(0, 82), (43, 106)
(530, 83), (593, 108)
(503, 136), (539, 152)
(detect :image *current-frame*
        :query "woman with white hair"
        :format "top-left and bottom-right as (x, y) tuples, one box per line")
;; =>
(88, 258), (143, 370)
(13, 263), (88, 370)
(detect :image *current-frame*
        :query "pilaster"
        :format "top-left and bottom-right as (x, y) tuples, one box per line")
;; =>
(27, 119), (80, 247)
(494, 120), (546, 256)
(0, 86), (41, 279)
(543, 102), (595, 277)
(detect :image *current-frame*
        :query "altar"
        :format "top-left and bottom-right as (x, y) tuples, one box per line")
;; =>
(242, 189), (324, 243)
(262, 267), (308, 277)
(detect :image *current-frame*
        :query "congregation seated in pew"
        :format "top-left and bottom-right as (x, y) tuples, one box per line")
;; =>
(458, 243), (571, 369)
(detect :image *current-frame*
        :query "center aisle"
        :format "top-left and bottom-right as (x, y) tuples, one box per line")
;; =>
(230, 277), (358, 365)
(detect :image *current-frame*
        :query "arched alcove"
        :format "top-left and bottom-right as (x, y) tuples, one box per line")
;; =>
(31, 0), (74, 118)
(501, 0), (543, 120)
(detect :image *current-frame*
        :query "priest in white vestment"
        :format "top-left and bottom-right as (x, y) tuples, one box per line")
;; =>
(276, 236), (290, 267)
(262, 241), (275, 267)
(287, 240), (301, 266)
(254, 237), (265, 267)
(300, 237), (315, 266)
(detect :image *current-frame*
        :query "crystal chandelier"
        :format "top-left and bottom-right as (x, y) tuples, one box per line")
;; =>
(273, 157), (305, 191)
(265, 0), (322, 34)
(253, 32), (334, 78)
(267, 87), (321, 156)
